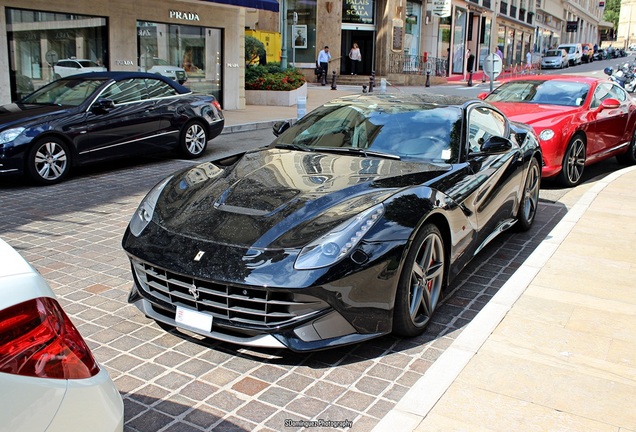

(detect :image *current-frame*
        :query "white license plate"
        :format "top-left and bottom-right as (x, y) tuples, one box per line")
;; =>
(175, 306), (213, 333)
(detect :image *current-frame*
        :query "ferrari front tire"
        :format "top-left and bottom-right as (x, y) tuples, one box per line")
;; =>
(393, 224), (446, 337)
(516, 158), (541, 231)
(558, 133), (586, 187)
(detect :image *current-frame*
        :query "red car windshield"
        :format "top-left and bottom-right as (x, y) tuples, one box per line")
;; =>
(485, 80), (590, 107)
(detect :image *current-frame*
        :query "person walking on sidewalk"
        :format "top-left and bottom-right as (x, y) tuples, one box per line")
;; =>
(317, 46), (331, 85)
(349, 42), (361, 75)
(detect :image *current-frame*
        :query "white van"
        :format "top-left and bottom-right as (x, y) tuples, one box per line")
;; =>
(557, 43), (582, 66)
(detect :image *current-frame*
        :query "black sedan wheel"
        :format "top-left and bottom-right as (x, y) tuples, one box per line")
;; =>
(27, 137), (71, 185)
(616, 128), (636, 165)
(180, 121), (208, 158)
(516, 158), (540, 231)
(559, 134), (586, 187)
(393, 224), (445, 337)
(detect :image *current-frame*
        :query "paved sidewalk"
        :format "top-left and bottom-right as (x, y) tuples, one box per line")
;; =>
(374, 166), (636, 432)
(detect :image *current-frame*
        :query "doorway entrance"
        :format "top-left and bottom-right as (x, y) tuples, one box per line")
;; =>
(340, 30), (375, 75)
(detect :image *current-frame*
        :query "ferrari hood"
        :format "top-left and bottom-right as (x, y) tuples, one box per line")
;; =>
(492, 102), (578, 125)
(153, 148), (450, 248)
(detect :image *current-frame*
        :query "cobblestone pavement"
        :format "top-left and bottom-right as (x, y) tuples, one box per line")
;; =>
(0, 149), (566, 432)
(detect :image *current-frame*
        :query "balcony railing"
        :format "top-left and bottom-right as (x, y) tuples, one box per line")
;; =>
(389, 54), (447, 77)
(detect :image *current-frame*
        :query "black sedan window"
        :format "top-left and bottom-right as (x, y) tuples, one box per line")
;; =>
(21, 78), (106, 106)
(101, 79), (148, 104)
(485, 80), (590, 107)
(146, 79), (179, 99)
(273, 103), (462, 163)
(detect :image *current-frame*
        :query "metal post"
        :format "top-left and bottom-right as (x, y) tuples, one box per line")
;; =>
(369, 71), (375, 92)
(425, 60), (431, 87)
(280, 1), (287, 70)
(331, 71), (337, 90)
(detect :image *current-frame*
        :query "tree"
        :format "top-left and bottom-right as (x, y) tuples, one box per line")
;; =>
(603, 0), (621, 31)
(245, 36), (266, 67)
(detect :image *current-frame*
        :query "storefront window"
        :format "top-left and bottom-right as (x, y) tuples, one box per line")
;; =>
(137, 21), (223, 102)
(404, 1), (422, 56)
(6, 8), (107, 101)
(451, 7), (467, 74)
(287, 1), (317, 65)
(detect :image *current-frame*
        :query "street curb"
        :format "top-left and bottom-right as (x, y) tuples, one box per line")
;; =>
(371, 165), (636, 432)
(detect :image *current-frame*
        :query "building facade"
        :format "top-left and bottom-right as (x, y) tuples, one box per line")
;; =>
(279, 0), (609, 81)
(1, 0), (278, 108)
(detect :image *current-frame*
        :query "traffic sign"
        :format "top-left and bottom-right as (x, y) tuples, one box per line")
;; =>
(45, 50), (59, 66)
(483, 53), (502, 79)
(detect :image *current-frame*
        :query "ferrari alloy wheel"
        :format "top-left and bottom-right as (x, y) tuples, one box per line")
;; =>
(393, 224), (445, 337)
(180, 121), (208, 158)
(616, 128), (636, 165)
(559, 134), (586, 187)
(27, 137), (71, 185)
(516, 158), (541, 231)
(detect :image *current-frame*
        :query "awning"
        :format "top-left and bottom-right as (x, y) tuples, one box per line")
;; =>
(201, 0), (279, 12)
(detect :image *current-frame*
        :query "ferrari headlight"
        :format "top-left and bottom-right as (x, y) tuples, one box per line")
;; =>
(0, 127), (25, 144)
(539, 129), (555, 141)
(129, 176), (173, 237)
(294, 204), (384, 270)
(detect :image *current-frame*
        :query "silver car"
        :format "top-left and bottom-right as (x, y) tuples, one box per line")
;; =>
(541, 49), (568, 69)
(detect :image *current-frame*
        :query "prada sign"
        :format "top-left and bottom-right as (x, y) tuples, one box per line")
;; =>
(169, 10), (200, 21)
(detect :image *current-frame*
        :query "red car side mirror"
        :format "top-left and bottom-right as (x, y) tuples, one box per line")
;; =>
(599, 98), (620, 110)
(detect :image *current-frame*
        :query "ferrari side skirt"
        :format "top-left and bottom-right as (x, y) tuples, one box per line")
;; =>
(474, 218), (516, 256)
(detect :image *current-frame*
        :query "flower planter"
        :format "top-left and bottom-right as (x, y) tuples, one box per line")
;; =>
(245, 82), (307, 106)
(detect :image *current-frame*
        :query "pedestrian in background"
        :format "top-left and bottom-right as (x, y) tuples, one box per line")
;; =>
(496, 46), (503, 60)
(349, 42), (361, 75)
(317, 46), (331, 85)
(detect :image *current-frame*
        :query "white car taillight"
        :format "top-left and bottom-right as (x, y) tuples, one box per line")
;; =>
(0, 297), (100, 379)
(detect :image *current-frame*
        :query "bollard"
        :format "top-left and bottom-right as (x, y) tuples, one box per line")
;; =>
(297, 96), (307, 120)
(331, 71), (337, 90)
(368, 71), (375, 93)
(425, 71), (431, 87)
(362, 84), (368, 93)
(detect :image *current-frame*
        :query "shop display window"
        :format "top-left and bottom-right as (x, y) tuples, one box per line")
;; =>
(137, 21), (222, 102)
(5, 7), (107, 101)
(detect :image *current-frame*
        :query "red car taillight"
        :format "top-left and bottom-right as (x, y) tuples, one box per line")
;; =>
(0, 297), (100, 379)
(212, 100), (222, 112)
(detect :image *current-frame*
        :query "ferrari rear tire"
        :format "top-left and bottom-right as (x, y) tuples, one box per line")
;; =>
(516, 158), (541, 231)
(616, 128), (636, 165)
(558, 133), (586, 187)
(26, 137), (71, 185)
(393, 224), (446, 337)
(179, 120), (208, 158)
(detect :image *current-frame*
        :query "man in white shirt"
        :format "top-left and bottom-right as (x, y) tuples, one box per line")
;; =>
(317, 46), (331, 85)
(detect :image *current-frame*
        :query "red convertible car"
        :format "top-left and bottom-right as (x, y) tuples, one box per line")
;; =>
(480, 75), (636, 186)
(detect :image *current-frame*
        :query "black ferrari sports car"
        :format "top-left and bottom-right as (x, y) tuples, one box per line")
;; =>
(122, 93), (542, 352)
(0, 72), (224, 185)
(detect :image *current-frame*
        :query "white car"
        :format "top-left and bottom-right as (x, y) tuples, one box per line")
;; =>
(541, 49), (568, 69)
(140, 57), (187, 84)
(53, 58), (107, 79)
(0, 238), (124, 432)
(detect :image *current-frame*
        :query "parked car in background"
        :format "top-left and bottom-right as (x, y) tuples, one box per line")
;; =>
(557, 43), (582, 66)
(593, 48), (607, 61)
(139, 57), (187, 84)
(0, 71), (224, 185)
(581, 43), (594, 63)
(122, 93), (542, 352)
(53, 58), (107, 79)
(0, 238), (124, 432)
(541, 49), (568, 69)
(480, 75), (636, 187)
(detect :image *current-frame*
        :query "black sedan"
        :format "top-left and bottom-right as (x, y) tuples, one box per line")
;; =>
(0, 72), (224, 185)
(122, 94), (541, 352)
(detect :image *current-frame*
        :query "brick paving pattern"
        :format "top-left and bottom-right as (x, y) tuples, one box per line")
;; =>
(0, 151), (566, 431)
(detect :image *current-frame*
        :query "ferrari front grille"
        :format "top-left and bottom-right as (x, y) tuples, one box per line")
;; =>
(131, 259), (327, 327)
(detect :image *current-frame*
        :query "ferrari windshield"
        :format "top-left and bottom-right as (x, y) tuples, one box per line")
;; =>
(21, 78), (106, 106)
(485, 80), (590, 107)
(271, 102), (463, 163)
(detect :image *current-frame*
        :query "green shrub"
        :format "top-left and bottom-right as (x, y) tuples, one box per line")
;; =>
(245, 36), (266, 67)
(245, 67), (306, 91)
